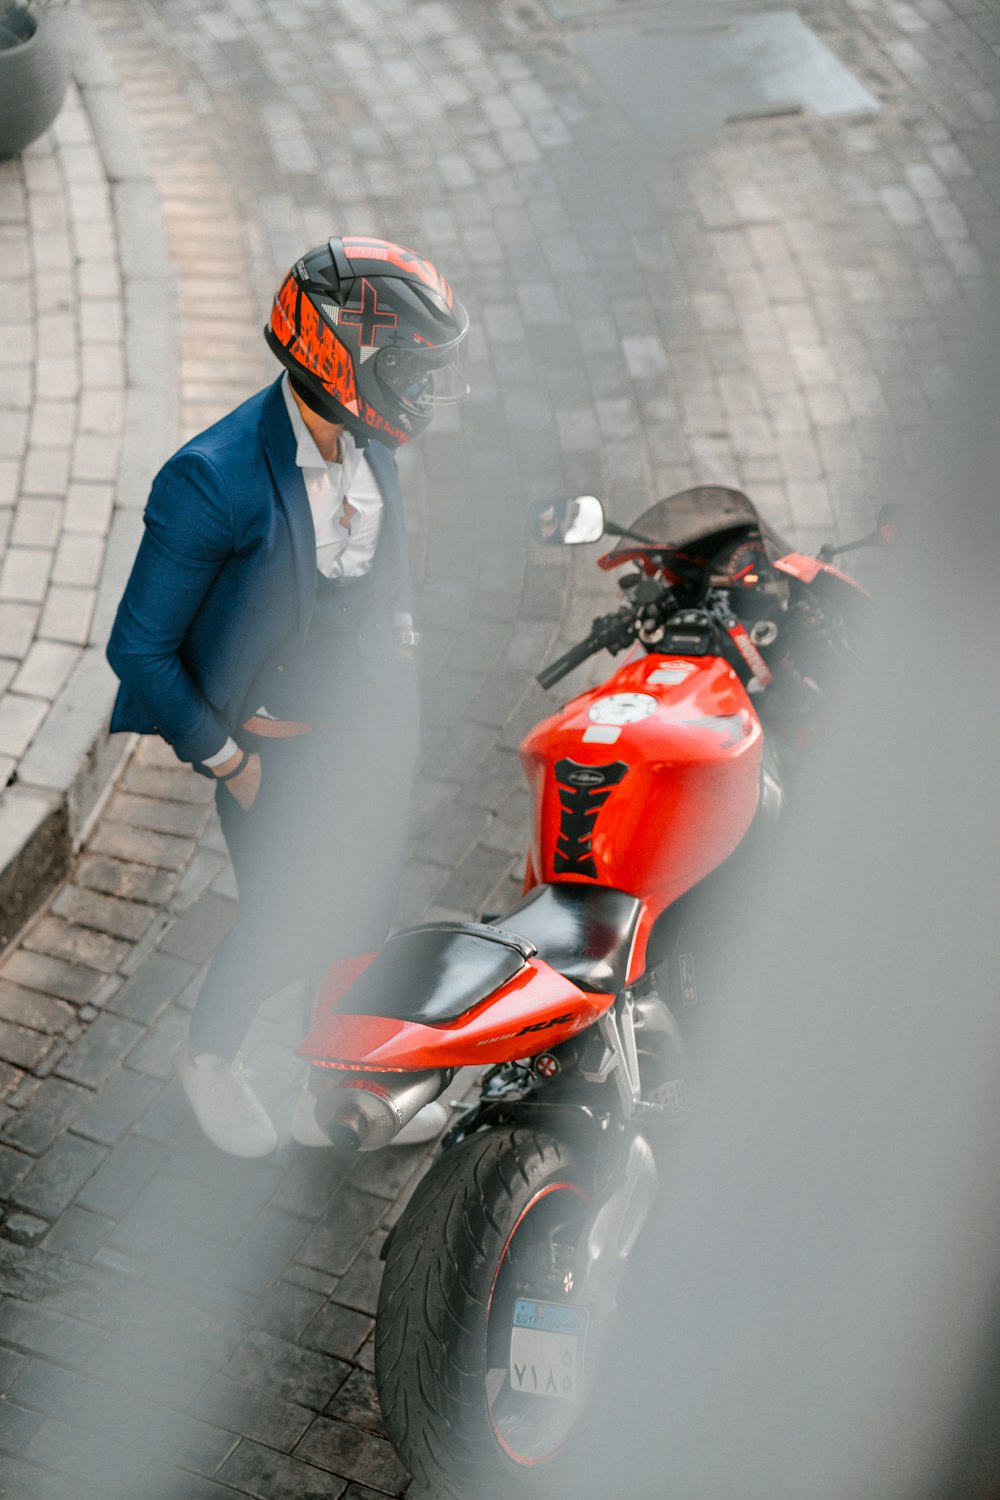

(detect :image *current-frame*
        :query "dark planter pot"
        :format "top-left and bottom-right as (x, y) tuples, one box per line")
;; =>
(0, 4), (68, 160)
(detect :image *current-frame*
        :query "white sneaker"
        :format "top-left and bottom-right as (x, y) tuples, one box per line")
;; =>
(176, 1043), (278, 1158)
(291, 1085), (449, 1149)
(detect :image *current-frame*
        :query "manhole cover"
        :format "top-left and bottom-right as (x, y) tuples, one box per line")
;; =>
(573, 10), (880, 142)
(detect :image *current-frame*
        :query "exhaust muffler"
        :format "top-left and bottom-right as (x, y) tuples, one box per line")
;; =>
(312, 1068), (448, 1151)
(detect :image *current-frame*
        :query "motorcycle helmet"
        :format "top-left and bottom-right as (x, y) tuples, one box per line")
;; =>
(265, 235), (469, 448)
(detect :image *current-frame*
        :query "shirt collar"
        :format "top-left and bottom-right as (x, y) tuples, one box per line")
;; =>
(280, 372), (356, 473)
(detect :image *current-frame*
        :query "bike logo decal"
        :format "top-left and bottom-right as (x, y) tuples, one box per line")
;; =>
(563, 767), (607, 788)
(553, 758), (629, 877)
(587, 693), (658, 726)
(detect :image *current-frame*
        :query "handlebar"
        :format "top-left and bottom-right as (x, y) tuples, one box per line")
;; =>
(536, 607), (637, 690)
(536, 636), (601, 690)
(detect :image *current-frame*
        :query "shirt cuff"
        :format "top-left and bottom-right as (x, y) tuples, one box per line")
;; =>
(202, 736), (239, 769)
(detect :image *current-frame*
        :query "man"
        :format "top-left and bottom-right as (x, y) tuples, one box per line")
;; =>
(107, 237), (469, 1157)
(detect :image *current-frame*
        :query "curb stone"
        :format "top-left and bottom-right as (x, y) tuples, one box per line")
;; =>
(0, 6), (176, 953)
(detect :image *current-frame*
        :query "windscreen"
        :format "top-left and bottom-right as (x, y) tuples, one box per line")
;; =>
(611, 485), (790, 575)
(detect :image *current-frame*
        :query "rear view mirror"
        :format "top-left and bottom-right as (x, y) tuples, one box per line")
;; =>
(876, 504), (904, 548)
(528, 495), (606, 546)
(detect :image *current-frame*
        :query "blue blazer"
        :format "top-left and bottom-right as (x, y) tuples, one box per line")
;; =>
(107, 378), (412, 766)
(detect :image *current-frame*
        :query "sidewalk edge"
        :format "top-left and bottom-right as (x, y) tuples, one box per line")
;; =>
(0, 6), (176, 953)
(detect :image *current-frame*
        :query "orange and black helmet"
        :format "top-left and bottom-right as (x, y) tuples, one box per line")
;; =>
(264, 236), (469, 447)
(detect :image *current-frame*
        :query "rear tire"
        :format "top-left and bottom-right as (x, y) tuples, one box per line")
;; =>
(375, 1126), (597, 1500)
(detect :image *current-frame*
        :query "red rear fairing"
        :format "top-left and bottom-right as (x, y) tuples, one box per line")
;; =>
(299, 956), (612, 1070)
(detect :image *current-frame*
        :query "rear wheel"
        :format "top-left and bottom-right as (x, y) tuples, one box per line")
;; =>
(375, 1126), (600, 1500)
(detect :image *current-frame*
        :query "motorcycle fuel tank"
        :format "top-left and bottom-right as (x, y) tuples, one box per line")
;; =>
(520, 653), (763, 967)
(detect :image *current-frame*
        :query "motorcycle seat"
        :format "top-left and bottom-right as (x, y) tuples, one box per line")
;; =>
(503, 883), (642, 994)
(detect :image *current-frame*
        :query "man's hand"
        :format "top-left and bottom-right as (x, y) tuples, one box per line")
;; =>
(213, 748), (262, 810)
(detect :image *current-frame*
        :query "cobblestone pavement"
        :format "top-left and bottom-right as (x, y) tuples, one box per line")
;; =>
(1, 0), (999, 1494)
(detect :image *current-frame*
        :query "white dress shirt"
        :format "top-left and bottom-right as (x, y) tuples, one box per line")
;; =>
(203, 376), (389, 767)
(279, 371), (385, 579)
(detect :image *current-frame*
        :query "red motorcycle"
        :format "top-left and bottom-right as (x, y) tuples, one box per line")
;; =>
(297, 485), (889, 1499)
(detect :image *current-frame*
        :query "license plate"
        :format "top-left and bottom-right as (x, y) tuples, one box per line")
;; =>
(509, 1298), (588, 1401)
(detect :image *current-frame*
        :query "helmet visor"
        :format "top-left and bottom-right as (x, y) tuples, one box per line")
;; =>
(375, 302), (470, 415)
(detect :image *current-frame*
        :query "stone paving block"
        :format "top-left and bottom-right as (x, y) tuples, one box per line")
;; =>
(266, 1146), (351, 1224)
(300, 1301), (372, 1362)
(121, 764), (216, 805)
(11, 1131), (107, 1220)
(75, 1132), (171, 1218)
(0, 1077), (88, 1155)
(0, 1394), (43, 1453)
(297, 1186), (386, 1279)
(220, 1204), (312, 1296)
(246, 1279), (326, 1343)
(23, 916), (130, 976)
(0, 459), (19, 508)
(0, 1343), (27, 1394)
(295, 1416), (408, 1494)
(76, 852), (179, 906)
(0, 692), (48, 758)
(10, 641), (78, 701)
(37, 583), (97, 645)
(0, 1300), (106, 1375)
(72, 433), (120, 486)
(114, 910), (173, 980)
(51, 530), (104, 587)
(0, 546), (51, 605)
(127, 1464), (239, 1500)
(79, 341), (124, 389)
(0, 1451), (103, 1500)
(0, 1018), (54, 1071)
(85, 1328), (218, 1409)
(192, 1372), (314, 1453)
(221, 1327), (351, 1412)
(22, 445), (72, 498)
(73, 1066), (163, 1146)
(158, 891), (236, 964)
(3, 1209), (51, 1245)
(123, 1003), (189, 1079)
(0, 981), (74, 1035)
(10, 497), (63, 548)
(55, 1012), (145, 1088)
(33, 355), (78, 401)
(22, 1414), (151, 1493)
(51, 883), (155, 945)
(0, 601), (39, 659)
(106, 789), (211, 839)
(62, 478), (114, 532)
(329, 1240), (383, 1320)
(106, 949), (194, 1025)
(89, 818), (196, 872)
(7, 1358), (238, 1475)
(436, 842), (518, 914)
(42, 1203), (116, 1262)
(416, 799), (492, 867)
(324, 1367), (383, 1436)
(0, 1137), (31, 1197)
(216, 1440), (347, 1500)
(171, 845), (229, 912)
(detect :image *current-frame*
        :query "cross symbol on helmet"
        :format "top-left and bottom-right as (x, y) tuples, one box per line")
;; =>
(339, 277), (398, 348)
